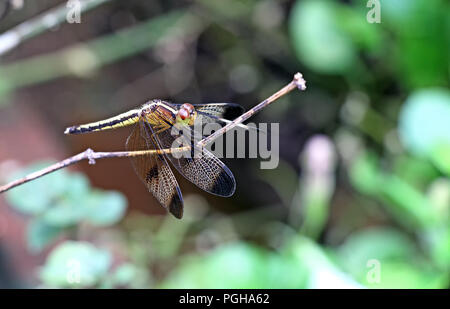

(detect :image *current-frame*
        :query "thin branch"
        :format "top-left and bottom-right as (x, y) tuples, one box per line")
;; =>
(0, 72), (306, 194)
(198, 72), (306, 147)
(0, 10), (196, 92)
(0, 0), (114, 56)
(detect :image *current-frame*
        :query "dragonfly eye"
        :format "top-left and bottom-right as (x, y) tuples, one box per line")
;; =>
(178, 108), (189, 120)
(181, 103), (194, 114)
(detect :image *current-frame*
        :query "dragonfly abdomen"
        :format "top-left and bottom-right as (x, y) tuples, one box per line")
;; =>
(64, 110), (140, 134)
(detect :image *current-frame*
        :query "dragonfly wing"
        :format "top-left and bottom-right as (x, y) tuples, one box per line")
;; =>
(171, 103), (244, 121)
(154, 126), (236, 197)
(126, 121), (184, 219)
(195, 103), (244, 120)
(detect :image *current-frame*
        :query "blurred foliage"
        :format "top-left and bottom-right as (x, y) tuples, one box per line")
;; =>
(40, 241), (112, 288)
(5, 162), (127, 253)
(0, 0), (449, 289)
(160, 241), (308, 289)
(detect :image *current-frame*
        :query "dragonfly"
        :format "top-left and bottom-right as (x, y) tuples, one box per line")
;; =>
(64, 99), (245, 219)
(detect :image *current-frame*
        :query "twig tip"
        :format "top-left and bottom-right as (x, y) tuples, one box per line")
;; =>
(294, 72), (306, 91)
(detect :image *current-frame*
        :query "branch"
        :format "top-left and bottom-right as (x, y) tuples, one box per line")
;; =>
(0, 10), (198, 92)
(198, 72), (306, 147)
(0, 0), (114, 56)
(0, 72), (306, 194)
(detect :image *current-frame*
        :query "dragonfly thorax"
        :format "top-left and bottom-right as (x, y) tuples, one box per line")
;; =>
(139, 99), (163, 116)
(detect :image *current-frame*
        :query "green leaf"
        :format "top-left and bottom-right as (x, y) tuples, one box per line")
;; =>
(430, 143), (450, 176)
(5, 162), (69, 215)
(27, 219), (64, 253)
(289, 0), (357, 74)
(383, 0), (448, 88)
(110, 263), (138, 287)
(371, 261), (448, 289)
(42, 198), (88, 227)
(349, 151), (381, 195)
(160, 242), (307, 289)
(422, 226), (450, 270)
(337, 227), (417, 270)
(398, 88), (450, 158)
(285, 237), (362, 289)
(85, 191), (127, 226)
(336, 227), (448, 288)
(40, 241), (112, 288)
(393, 155), (439, 188)
(5, 163), (92, 221)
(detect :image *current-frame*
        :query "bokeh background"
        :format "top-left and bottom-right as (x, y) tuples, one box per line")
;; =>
(0, 0), (449, 288)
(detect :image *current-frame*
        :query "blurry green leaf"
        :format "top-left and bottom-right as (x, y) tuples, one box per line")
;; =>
(350, 151), (381, 195)
(5, 162), (80, 215)
(110, 263), (138, 287)
(373, 262), (448, 289)
(5, 162), (127, 228)
(393, 155), (439, 188)
(40, 241), (112, 288)
(42, 196), (89, 227)
(338, 227), (417, 269)
(337, 3), (382, 52)
(399, 89), (450, 159)
(380, 0), (422, 31)
(383, 0), (448, 88)
(381, 175), (438, 227)
(427, 178), (450, 218)
(160, 242), (307, 289)
(290, 0), (357, 74)
(85, 191), (127, 226)
(27, 218), (63, 253)
(422, 226), (450, 270)
(336, 227), (447, 288)
(286, 236), (362, 288)
(430, 143), (450, 176)
(297, 191), (330, 240)
(351, 152), (440, 229)
(395, 35), (448, 89)
(52, 173), (91, 225)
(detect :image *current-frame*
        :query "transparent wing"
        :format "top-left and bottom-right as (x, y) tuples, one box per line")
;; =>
(171, 103), (244, 123)
(126, 121), (184, 219)
(169, 102), (247, 137)
(154, 123), (236, 197)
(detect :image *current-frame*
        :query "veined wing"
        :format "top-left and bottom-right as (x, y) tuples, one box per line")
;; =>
(153, 121), (236, 197)
(171, 103), (244, 123)
(194, 103), (244, 120)
(171, 102), (250, 135)
(126, 120), (184, 219)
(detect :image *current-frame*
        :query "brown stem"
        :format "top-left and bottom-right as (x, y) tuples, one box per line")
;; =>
(198, 72), (306, 147)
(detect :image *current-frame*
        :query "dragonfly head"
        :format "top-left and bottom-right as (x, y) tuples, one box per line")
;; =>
(176, 103), (197, 125)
